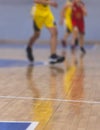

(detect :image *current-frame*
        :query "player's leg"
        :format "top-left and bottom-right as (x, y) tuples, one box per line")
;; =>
(48, 24), (58, 55)
(47, 26), (65, 64)
(26, 21), (41, 62)
(79, 33), (86, 54)
(78, 22), (86, 54)
(45, 12), (65, 64)
(61, 28), (71, 57)
(61, 28), (71, 49)
(71, 26), (79, 53)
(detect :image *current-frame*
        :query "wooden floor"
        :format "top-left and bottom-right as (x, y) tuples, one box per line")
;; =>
(0, 44), (100, 130)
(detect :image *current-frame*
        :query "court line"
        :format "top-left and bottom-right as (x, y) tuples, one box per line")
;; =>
(26, 122), (39, 130)
(0, 95), (100, 104)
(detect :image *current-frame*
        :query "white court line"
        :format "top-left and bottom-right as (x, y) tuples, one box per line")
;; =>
(0, 95), (100, 104)
(26, 122), (39, 130)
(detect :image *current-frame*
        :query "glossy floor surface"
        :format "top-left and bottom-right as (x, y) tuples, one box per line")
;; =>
(0, 44), (100, 130)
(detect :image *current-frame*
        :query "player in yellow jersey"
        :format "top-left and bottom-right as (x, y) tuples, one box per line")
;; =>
(60, 0), (72, 48)
(60, 0), (78, 52)
(26, 0), (65, 64)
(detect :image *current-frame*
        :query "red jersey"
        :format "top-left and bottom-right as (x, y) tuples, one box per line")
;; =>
(72, 1), (85, 33)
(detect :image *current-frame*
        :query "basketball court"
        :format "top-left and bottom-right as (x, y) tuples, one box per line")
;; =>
(0, 0), (100, 130)
(0, 43), (100, 130)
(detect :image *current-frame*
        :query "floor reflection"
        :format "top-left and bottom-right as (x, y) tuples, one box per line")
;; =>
(64, 54), (85, 113)
(26, 65), (65, 129)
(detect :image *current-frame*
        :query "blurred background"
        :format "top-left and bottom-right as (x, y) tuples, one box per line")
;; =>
(0, 0), (100, 42)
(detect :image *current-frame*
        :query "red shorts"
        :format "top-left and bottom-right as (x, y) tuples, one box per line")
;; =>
(72, 20), (85, 34)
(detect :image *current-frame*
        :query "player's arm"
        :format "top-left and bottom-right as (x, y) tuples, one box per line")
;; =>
(82, 5), (87, 16)
(80, 2), (87, 16)
(34, 0), (58, 8)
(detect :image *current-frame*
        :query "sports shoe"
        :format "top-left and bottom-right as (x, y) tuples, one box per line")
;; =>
(49, 54), (65, 64)
(80, 47), (86, 54)
(26, 46), (34, 62)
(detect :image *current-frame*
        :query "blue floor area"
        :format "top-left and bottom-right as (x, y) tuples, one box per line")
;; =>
(0, 122), (31, 130)
(0, 43), (94, 68)
(0, 59), (45, 68)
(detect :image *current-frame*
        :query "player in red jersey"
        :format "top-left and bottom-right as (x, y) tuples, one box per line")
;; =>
(71, 0), (87, 54)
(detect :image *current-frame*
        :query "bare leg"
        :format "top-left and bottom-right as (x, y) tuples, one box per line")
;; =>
(61, 32), (70, 57)
(47, 26), (58, 55)
(72, 27), (79, 46)
(79, 34), (86, 54)
(26, 31), (40, 62)
(62, 32), (70, 47)
(71, 27), (79, 53)
(28, 31), (40, 47)
(47, 26), (65, 64)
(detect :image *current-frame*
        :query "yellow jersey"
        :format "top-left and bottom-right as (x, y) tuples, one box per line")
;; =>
(31, 0), (51, 17)
(65, 1), (73, 31)
(31, 0), (55, 29)
(35, 0), (50, 11)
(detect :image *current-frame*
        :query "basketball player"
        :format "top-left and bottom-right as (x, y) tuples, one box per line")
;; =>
(71, 0), (87, 54)
(60, 0), (78, 52)
(60, 0), (87, 55)
(26, 0), (65, 64)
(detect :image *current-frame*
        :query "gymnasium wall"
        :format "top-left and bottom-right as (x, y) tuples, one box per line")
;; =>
(0, 0), (100, 42)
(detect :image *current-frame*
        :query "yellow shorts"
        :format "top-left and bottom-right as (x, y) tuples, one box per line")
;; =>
(65, 19), (73, 33)
(31, 6), (56, 30)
